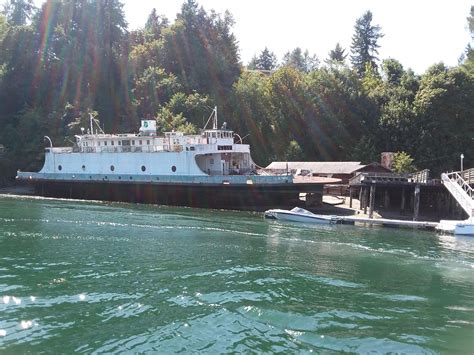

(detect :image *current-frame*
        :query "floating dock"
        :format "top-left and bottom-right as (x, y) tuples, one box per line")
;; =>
(337, 216), (438, 230)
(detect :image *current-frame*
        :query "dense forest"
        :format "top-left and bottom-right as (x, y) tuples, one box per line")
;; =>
(0, 0), (473, 184)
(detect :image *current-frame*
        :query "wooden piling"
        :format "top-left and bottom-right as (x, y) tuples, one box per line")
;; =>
(363, 186), (368, 214)
(413, 185), (420, 221)
(349, 186), (353, 208)
(369, 184), (376, 219)
(400, 187), (406, 215)
(384, 188), (390, 209)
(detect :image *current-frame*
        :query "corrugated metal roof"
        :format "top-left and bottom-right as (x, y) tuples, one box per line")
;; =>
(265, 161), (365, 174)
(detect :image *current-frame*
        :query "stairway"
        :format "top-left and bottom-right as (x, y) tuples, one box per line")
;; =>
(441, 171), (474, 218)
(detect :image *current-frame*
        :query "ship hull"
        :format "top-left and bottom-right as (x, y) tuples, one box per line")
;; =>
(22, 179), (323, 211)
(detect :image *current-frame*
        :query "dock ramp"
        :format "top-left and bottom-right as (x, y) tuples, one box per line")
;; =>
(441, 170), (474, 218)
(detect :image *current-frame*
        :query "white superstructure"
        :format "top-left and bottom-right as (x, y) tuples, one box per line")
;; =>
(39, 109), (257, 177)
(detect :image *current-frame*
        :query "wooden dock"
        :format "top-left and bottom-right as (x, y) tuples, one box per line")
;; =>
(337, 216), (438, 230)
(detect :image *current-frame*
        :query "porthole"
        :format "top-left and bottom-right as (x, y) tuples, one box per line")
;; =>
(171, 166), (176, 172)
(58, 165), (62, 171)
(141, 165), (146, 172)
(110, 165), (115, 172)
(82, 165), (86, 171)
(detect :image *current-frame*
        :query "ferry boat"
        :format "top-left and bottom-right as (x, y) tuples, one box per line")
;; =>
(16, 108), (336, 210)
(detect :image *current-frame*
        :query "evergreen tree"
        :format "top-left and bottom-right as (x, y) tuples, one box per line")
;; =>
(462, 6), (474, 73)
(248, 47), (277, 71)
(326, 43), (347, 64)
(282, 47), (318, 73)
(350, 10), (383, 76)
(144, 8), (168, 41)
(2, 0), (35, 25)
(161, 0), (241, 106)
(382, 58), (404, 85)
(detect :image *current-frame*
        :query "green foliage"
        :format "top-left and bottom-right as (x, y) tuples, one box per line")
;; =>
(350, 10), (383, 76)
(285, 140), (302, 161)
(231, 71), (272, 164)
(160, 0), (241, 103)
(462, 6), (474, 74)
(392, 151), (416, 173)
(326, 43), (347, 65)
(382, 58), (404, 85)
(2, 0), (35, 25)
(132, 67), (182, 118)
(155, 107), (196, 134)
(282, 48), (319, 73)
(351, 136), (379, 163)
(412, 64), (474, 173)
(248, 47), (277, 71)
(0, 0), (473, 182)
(144, 8), (168, 41)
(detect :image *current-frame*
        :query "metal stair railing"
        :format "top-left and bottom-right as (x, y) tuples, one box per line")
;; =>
(441, 171), (474, 217)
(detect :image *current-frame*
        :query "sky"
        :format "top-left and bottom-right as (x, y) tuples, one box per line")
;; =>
(36, 0), (474, 74)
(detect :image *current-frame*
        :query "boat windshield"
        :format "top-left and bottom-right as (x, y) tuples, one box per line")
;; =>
(290, 207), (314, 215)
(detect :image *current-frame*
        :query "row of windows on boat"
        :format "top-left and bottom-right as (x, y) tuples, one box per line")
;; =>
(204, 131), (233, 138)
(57, 165), (177, 173)
(81, 140), (232, 150)
(82, 139), (153, 147)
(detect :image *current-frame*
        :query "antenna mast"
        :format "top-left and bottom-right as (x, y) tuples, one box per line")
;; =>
(89, 113), (105, 135)
(203, 106), (218, 130)
(213, 106), (217, 130)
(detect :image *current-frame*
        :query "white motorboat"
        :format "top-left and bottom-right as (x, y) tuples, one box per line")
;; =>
(264, 207), (340, 224)
(436, 218), (474, 236)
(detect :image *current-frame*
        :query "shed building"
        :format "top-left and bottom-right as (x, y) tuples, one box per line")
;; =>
(266, 161), (391, 184)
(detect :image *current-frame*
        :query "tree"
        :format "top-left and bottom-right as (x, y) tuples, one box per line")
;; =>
(161, 0), (241, 100)
(248, 47), (277, 71)
(326, 43), (347, 64)
(230, 71), (272, 164)
(462, 6), (474, 73)
(285, 140), (302, 160)
(132, 67), (182, 118)
(413, 64), (474, 173)
(144, 8), (168, 41)
(282, 47), (319, 73)
(382, 58), (404, 85)
(2, 0), (35, 25)
(267, 66), (307, 158)
(350, 10), (383, 76)
(392, 151), (416, 173)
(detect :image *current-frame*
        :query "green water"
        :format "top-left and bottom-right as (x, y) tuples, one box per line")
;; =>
(0, 195), (473, 353)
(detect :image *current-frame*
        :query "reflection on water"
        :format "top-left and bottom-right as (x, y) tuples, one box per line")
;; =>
(1, 195), (474, 353)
